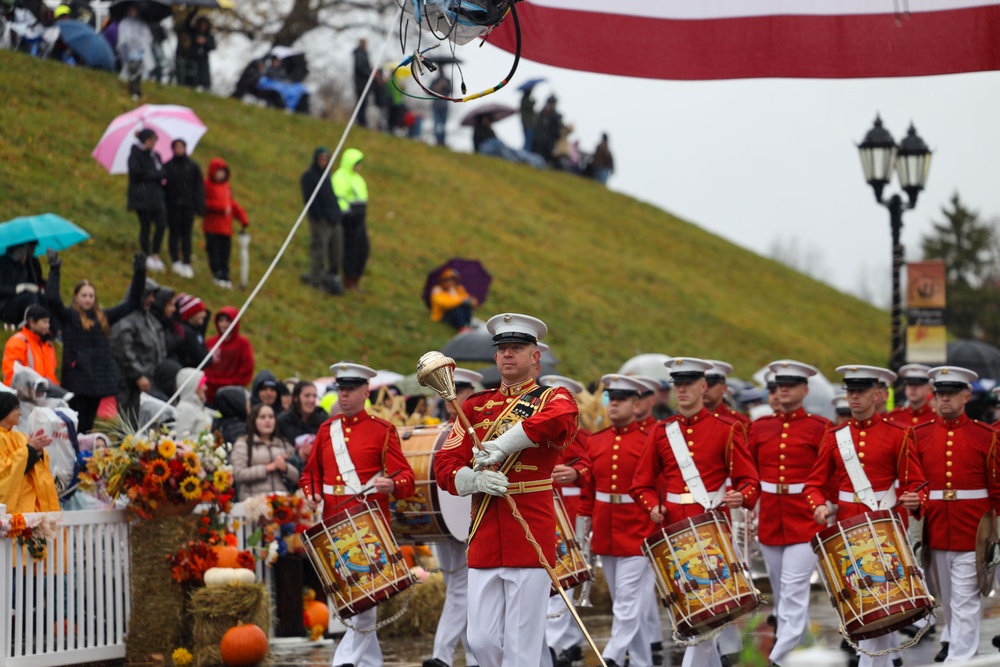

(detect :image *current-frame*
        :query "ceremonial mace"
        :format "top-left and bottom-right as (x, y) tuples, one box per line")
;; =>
(416, 351), (607, 667)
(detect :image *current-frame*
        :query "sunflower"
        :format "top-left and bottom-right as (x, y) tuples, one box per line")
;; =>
(179, 476), (202, 501)
(212, 470), (231, 492)
(146, 459), (170, 483)
(181, 451), (200, 474)
(172, 648), (194, 667)
(158, 439), (177, 460)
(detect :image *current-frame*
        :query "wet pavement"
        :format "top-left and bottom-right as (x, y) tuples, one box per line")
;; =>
(268, 590), (1000, 667)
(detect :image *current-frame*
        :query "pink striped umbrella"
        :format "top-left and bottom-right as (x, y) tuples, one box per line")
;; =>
(91, 104), (207, 174)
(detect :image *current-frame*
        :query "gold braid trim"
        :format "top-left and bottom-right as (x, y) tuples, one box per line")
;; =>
(466, 386), (563, 546)
(897, 426), (917, 488)
(988, 428), (1000, 488)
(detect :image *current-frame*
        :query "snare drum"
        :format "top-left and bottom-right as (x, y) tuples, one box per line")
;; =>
(642, 511), (760, 639)
(303, 501), (416, 619)
(390, 425), (472, 543)
(551, 490), (592, 595)
(812, 510), (933, 641)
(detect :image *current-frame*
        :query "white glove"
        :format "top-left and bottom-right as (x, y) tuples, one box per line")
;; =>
(16, 283), (38, 294)
(473, 422), (534, 470)
(455, 467), (509, 496)
(575, 515), (592, 541)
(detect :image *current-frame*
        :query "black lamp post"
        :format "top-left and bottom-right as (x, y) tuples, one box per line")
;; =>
(857, 115), (932, 379)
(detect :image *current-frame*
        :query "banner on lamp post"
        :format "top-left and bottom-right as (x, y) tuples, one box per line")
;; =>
(906, 261), (947, 363)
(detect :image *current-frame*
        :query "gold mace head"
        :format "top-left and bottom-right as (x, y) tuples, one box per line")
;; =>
(416, 351), (458, 402)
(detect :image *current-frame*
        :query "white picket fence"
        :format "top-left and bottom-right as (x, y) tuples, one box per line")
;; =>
(0, 509), (130, 667)
(0, 502), (336, 667)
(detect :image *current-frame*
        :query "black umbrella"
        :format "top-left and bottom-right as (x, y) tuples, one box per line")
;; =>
(110, 0), (172, 22)
(947, 339), (1000, 380)
(441, 329), (558, 364)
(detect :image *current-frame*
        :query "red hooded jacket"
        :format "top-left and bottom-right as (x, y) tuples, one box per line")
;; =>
(204, 306), (255, 403)
(203, 157), (249, 237)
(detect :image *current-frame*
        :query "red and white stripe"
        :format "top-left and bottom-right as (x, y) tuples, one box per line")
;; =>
(489, 0), (1000, 79)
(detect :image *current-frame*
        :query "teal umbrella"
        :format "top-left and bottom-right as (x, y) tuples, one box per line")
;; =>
(0, 214), (91, 256)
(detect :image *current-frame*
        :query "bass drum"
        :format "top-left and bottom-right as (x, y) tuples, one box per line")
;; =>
(390, 425), (472, 543)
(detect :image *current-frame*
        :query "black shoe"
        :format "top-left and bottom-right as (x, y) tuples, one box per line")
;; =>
(900, 623), (935, 640)
(721, 654), (740, 667)
(934, 642), (949, 662)
(422, 660), (449, 667)
(555, 646), (583, 667)
(892, 658), (903, 667)
(321, 273), (345, 295)
(993, 634), (1000, 650)
(603, 660), (621, 667)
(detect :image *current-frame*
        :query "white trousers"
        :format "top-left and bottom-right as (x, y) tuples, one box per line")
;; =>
(546, 591), (584, 652)
(857, 633), (893, 667)
(434, 541), (478, 665)
(640, 566), (664, 648)
(760, 542), (814, 664)
(332, 606), (381, 667)
(602, 556), (654, 667)
(932, 550), (980, 663)
(468, 567), (552, 667)
(682, 639), (721, 667)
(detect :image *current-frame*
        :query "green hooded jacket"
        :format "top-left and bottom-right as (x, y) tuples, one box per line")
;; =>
(331, 148), (368, 213)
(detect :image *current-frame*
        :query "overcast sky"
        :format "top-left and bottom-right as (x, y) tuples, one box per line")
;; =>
(436, 44), (1000, 303)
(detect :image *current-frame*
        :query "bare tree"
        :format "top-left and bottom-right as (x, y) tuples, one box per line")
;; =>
(215, 0), (398, 46)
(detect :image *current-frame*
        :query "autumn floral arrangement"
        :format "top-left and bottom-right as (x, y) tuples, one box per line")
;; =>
(243, 492), (315, 564)
(0, 512), (61, 560)
(78, 430), (235, 520)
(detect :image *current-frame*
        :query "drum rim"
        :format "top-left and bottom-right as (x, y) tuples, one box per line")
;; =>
(845, 603), (933, 641)
(333, 572), (416, 620)
(674, 592), (760, 637)
(812, 509), (896, 547)
(304, 498), (380, 538)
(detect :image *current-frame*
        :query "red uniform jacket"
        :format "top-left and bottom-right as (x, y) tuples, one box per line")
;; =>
(636, 414), (657, 433)
(886, 403), (936, 429)
(804, 415), (927, 522)
(555, 428), (591, 522)
(300, 411), (416, 521)
(579, 421), (655, 556)
(630, 408), (760, 526)
(434, 380), (579, 569)
(748, 408), (831, 546)
(914, 415), (1000, 552)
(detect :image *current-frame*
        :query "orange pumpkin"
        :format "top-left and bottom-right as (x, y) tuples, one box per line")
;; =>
(212, 545), (240, 568)
(219, 622), (268, 667)
(303, 599), (328, 630)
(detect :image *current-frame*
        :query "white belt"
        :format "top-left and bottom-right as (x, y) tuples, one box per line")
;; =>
(929, 488), (988, 501)
(323, 483), (361, 495)
(559, 487), (582, 497)
(595, 491), (634, 504)
(760, 481), (805, 495)
(666, 486), (725, 505)
(838, 488), (894, 504)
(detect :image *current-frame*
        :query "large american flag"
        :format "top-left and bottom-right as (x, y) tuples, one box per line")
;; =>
(487, 0), (1000, 79)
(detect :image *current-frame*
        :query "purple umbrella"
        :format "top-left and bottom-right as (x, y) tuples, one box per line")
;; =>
(422, 258), (492, 308)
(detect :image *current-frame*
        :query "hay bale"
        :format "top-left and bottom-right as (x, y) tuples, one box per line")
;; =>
(188, 583), (272, 667)
(372, 573), (447, 639)
(127, 515), (200, 663)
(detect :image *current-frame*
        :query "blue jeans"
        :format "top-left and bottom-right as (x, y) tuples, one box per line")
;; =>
(442, 302), (473, 330)
(433, 105), (448, 145)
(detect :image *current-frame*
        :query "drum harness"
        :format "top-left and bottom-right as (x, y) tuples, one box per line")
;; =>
(819, 427), (935, 656)
(645, 421), (757, 646)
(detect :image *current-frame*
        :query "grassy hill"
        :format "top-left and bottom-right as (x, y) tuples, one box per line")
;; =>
(0, 50), (888, 385)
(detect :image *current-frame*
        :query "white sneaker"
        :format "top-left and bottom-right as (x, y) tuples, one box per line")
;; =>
(222, 280), (234, 290)
(151, 255), (166, 272)
(172, 261), (186, 276)
(145, 255), (157, 271)
(182, 264), (195, 278)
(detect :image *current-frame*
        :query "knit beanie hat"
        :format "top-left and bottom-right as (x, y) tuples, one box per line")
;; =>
(176, 293), (206, 322)
(0, 391), (20, 422)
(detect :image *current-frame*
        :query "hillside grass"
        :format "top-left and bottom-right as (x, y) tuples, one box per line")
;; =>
(0, 50), (888, 384)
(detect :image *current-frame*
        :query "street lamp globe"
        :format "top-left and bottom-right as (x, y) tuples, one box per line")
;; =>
(895, 123), (932, 206)
(857, 115), (897, 202)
